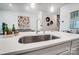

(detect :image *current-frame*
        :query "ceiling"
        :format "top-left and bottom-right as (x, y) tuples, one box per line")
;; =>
(0, 3), (67, 14)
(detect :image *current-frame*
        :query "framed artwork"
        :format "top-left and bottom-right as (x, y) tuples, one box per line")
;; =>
(18, 16), (30, 29)
(45, 17), (54, 26)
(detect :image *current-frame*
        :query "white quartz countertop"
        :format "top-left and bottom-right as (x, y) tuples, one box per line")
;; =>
(0, 31), (79, 54)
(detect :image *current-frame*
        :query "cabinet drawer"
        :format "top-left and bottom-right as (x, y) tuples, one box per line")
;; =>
(72, 39), (79, 48)
(23, 42), (70, 55)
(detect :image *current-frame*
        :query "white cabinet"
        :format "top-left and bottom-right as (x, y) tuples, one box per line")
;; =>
(23, 42), (71, 55)
(69, 39), (79, 55)
(60, 39), (79, 55)
(72, 39), (79, 48)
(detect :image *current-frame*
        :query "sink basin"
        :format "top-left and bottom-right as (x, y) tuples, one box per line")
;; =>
(52, 35), (60, 39)
(18, 35), (59, 44)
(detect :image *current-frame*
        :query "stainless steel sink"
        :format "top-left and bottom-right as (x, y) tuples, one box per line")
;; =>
(18, 35), (59, 44)
(52, 35), (59, 39)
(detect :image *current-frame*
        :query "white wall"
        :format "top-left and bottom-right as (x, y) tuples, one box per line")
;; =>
(0, 10), (38, 31)
(0, 10), (58, 32)
(60, 4), (79, 32)
(0, 18), (2, 32)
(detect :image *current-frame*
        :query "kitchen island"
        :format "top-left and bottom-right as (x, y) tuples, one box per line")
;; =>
(0, 31), (79, 55)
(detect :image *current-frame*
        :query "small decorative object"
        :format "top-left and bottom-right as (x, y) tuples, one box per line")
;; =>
(2, 22), (13, 35)
(47, 23), (50, 26)
(4, 24), (9, 35)
(46, 17), (50, 22)
(50, 21), (53, 25)
(6, 24), (9, 35)
(1, 23), (18, 37)
(12, 24), (16, 34)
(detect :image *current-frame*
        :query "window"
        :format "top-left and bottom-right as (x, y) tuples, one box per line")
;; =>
(70, 10), (79, 29)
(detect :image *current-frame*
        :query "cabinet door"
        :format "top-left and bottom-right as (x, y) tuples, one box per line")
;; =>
(72, 39), (79, 48)
(22, 42), (71, 55)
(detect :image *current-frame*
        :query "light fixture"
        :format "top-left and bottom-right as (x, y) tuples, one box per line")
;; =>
(30, 3), (36, 9)
(50, 6), (54, 12)
(9, 3), (12, 7)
